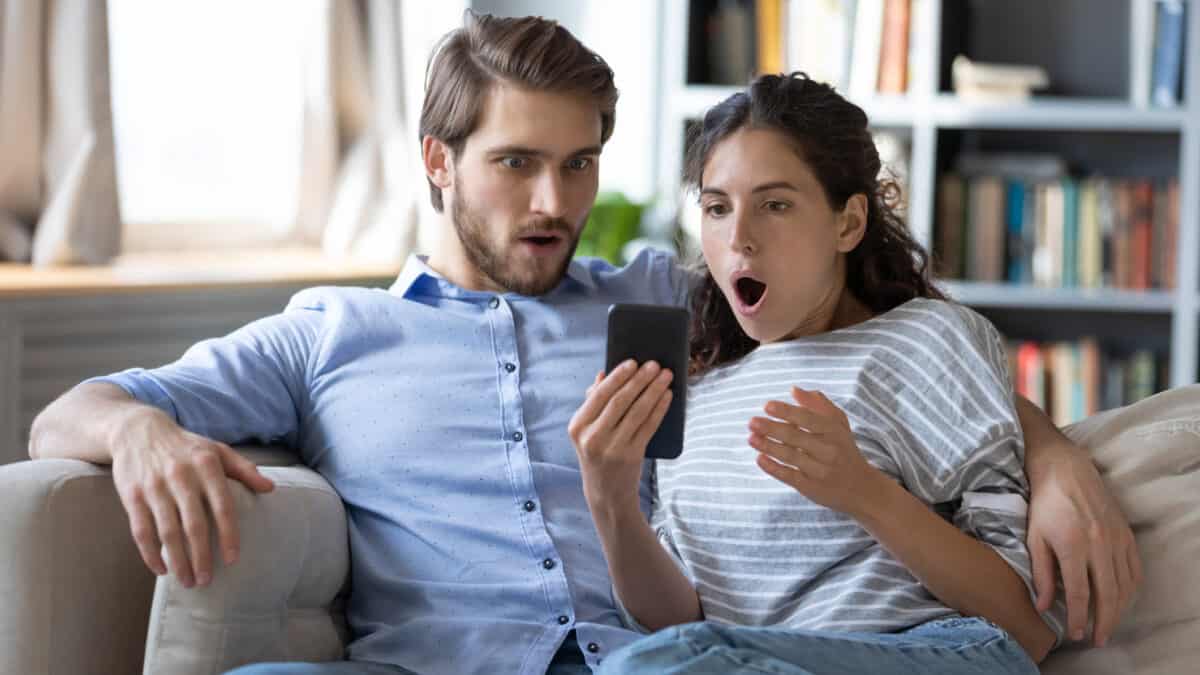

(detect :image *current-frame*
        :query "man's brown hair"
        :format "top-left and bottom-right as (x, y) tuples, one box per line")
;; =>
(419, 10), (619, 212)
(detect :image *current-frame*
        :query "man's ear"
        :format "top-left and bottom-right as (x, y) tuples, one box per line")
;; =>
(422, 136), (453, 191)
(836, 193), (869, 253)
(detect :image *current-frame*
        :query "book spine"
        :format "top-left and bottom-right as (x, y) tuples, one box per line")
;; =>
(877, 0), (910, 93)
(1151, 0), (1186, 107)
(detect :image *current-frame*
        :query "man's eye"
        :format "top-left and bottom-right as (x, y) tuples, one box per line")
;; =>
(500, 157), (527, 169)
(567, 157), (592, 171)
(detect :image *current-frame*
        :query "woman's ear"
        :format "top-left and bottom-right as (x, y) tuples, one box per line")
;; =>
(422, 136), (453, 191)
(836, 193), (869, 253)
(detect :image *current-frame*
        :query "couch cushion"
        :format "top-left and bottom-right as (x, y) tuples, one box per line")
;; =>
(142, 465), (351, 674)
(1042, 384), (1200, 675)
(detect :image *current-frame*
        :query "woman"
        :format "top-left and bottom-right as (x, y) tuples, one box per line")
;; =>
(569, 73), (1066, 674)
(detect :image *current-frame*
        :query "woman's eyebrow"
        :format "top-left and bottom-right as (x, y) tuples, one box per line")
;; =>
(752, 181), (799, 193)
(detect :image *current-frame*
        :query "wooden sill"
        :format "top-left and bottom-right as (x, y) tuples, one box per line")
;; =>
(0, 247), (401, 298)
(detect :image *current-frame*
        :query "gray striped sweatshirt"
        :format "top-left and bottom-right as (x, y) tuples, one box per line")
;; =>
(647, 298), (1066, 641)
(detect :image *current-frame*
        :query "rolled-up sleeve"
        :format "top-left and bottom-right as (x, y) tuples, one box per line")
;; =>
(85, 293), (325, 448)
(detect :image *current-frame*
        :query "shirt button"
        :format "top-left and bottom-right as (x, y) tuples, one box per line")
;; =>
(504, 362), (516, 373)
(523, 500), (537, 512)
(542, 558), (556, 570)
(512, 431), (524, 442)
(557, 615), (570, 625)
(488, 297), (500, 309)
(587, 642), (600, 653)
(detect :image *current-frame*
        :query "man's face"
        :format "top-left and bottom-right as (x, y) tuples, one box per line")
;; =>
(446, 83), (602, 296)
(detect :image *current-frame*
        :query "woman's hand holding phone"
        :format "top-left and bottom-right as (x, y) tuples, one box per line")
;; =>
(569, 359), (674, 512)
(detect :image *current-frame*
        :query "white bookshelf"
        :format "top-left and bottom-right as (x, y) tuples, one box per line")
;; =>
(657, 0), (1200, 389)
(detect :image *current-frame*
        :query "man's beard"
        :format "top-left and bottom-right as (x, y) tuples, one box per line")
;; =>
(450, 182), (581, 296)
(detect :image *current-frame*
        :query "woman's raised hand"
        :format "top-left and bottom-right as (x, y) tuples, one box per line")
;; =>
(749, 387), (889, 518)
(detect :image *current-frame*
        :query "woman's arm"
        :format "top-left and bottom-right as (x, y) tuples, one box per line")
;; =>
(588, 497), (703, 631)
(855, 474), (1056, 662)
(1015, 394), (1142, 646)
(569, 360), (702, 631)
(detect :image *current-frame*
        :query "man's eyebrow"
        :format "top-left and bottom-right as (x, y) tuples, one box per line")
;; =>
(486, 145), (602, 158)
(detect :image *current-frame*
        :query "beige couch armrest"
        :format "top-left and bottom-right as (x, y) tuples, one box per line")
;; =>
(142, 464), (351, 674)
(0, 459), (155, 675)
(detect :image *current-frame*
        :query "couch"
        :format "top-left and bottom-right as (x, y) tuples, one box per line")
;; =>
(3, 386), (1200, 674)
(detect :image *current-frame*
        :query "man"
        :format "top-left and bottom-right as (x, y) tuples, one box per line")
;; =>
(30, 11), (1139, 675)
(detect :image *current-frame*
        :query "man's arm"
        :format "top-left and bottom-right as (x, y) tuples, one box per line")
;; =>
(28, 303), (324, 589)
(1014, 393), (1142, 647)
(30, 382), (275, 589)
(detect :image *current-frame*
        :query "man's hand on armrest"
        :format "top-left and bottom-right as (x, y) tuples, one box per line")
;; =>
(28, 383), (275, 588)
(1015, 394), (1142, 648)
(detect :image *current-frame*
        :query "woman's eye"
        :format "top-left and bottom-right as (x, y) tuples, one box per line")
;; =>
(500, 157), (527, 170)
(567, 157), (592, 171)
(764, 200), (789, 212)
(703, 203), (728, 217)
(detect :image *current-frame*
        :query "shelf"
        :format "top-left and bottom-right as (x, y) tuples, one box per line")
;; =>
(939, 281), (1178, 313)
(929, 96), (1191, 131)
(670, 88), (1192, 132)
(667, 86), (919, 128)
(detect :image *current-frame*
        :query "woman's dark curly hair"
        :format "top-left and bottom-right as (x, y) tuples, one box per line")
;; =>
(686, 72), (944, 376)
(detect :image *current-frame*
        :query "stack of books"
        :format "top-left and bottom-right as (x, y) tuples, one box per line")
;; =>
(1007, 339), (1164, 426)
(691, 0), (922, 97)
(935, 154), (1179, 290)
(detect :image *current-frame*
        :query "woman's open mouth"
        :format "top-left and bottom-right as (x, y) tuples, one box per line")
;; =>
(731, 272), (768, 315)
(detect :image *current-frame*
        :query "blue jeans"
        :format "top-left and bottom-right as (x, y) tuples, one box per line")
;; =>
(596, 617), (1039, 675)
(223, 630), (592, 675)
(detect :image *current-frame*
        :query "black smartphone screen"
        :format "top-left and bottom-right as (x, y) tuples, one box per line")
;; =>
(605, 303), (688, 460)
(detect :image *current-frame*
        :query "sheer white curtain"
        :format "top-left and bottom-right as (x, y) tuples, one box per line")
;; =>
(0, 0), (121, 265)
(293, 0), (448, 262)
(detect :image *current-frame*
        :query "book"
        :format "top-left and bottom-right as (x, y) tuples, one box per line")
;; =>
(1131, 180), (1155, 290)
(708, 1), (756, 85)
(1130, 0), (1156, 106)
(1062, 179), (1079, 288)
(1151, 0), (1186, 107)
(756, 0), (786, 75)
(935, 174), (966, 278)
(877, 0), (910, 94)
(1004, 181), (1027, 283)
(787, 0), (854, 89)
(1077, 179), (1102, 288)
(969, 177), (1005, 282)
(849, 0), (885, 100)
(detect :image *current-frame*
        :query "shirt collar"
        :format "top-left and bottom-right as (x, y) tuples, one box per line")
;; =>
(389, 254), (597, 299)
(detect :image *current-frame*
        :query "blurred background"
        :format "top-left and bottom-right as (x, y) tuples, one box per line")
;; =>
(0, 0), (1197, 463)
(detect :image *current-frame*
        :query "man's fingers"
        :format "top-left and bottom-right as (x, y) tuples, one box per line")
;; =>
(1028, 533), (1057, 613)
(145, 480), (194, 587)
(201, 451), (243, 565)
(219, 445), (274, 494)
(124, 492), (167, 576)
(1088, 549), (1119, 646)
(1060, 554), (1091, 641)
(170, 472), (213, 587)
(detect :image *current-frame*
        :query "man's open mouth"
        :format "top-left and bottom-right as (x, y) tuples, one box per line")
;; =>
(734, 274), (768, 309)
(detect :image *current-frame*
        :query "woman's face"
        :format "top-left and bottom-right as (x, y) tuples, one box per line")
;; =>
(699, 127), (865, 343)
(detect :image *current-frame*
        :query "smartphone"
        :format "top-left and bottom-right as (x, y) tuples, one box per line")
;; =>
(605, 303), (689, 460)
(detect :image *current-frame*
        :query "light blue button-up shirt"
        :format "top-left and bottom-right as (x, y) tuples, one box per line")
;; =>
(90, 249), (691, 675)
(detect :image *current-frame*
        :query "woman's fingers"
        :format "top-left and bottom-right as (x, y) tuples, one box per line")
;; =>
(570, 360), (639, 439)
(614, 368), (673, 445)
(593, 362), (664, 442)
(763, 399), (836, 436)
(748, 417), (837, 463)
(631, 387), (674, 451)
